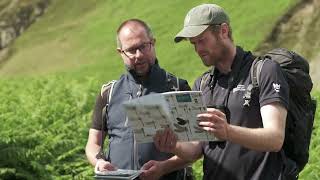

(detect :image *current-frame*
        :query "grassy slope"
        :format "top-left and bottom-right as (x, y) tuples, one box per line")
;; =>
(4, 0), (320, 180)
(300, 91), (320, 179)
(0, 0), (296, 83)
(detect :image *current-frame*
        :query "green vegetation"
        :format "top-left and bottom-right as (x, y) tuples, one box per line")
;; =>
(0, 76), (95, 179)
(299, 92), (320, 180)
(0, 0), (297, 81)
(1, 0), (319, 180)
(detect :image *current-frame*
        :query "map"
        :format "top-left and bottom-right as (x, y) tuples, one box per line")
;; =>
(123, 91), (220, 143)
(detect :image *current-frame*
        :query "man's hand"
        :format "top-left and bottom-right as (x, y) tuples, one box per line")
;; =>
(153, 128), (177, 153)
(197, 108), (229, 140)
(95, 159), (117, 172)
(140, 160), (164, 180)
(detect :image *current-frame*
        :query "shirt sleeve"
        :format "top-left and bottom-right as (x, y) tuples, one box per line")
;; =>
(179, 79), (191, 91)
(258, 59), (289, 109)
(91, 92), (108, 131)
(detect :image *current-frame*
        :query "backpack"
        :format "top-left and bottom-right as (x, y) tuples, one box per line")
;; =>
(95, 80), (117, 160)
(243, 48), (317, 172)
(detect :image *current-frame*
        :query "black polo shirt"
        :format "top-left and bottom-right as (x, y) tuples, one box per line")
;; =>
(193, 46), (289, 180)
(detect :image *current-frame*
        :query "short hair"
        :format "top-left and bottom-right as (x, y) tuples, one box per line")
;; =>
(116, 19), (154, 48)
(210, 23), (233, 42)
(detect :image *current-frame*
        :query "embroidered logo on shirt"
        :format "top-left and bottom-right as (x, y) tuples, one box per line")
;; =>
(273, 83), (281, 92)
(232, 84), (246, 93)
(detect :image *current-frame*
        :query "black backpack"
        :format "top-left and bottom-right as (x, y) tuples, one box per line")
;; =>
(243, 48), (317, 172)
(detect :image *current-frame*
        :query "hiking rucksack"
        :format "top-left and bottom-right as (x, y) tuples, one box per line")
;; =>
(95, 80), (117, 160)
(243, 48), (317, 172)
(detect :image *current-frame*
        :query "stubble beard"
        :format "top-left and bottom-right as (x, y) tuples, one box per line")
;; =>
(126, 61), (152, 76)
(211, 42), (230, 67)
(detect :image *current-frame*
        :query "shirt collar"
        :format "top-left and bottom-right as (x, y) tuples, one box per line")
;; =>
(213, 46), (247, 78)
(127, 59), (161, 84)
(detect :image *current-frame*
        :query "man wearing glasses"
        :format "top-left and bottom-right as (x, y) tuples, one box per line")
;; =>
(85, 19), (192, 180)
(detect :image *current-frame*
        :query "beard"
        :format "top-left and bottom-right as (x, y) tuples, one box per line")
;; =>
(212, 45), (229, 67)
(125, 61), (151, 77)
(201, 38), (229, 67)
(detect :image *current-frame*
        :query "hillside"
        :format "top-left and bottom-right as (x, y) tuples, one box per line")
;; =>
(0, 0), (50, 65)
(0, 0), (298, 82)
(256, 0), (320, 88)
(1, 0), (320, 180)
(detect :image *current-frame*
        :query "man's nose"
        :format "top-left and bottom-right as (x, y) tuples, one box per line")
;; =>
(135, 49), (143, 59)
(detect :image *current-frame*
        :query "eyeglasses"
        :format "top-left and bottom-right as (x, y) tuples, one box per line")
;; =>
(121, 42), (152, 58)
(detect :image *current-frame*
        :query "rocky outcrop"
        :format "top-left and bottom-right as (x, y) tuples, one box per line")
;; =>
(255, 0), (320, 87)
(0, 0), (50, 49)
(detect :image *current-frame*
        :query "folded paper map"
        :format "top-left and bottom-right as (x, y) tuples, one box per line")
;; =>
(123, 91), (220, 143)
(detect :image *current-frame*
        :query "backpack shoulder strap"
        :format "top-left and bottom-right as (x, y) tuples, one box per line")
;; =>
(251, 57), (266, 87)
(199, 68), (215, 91)
(100, 80), (117, 128)
(166, 72), (180, 91)
(101, 80), (117, 104)
(243, 56), (266, 106)
(95, 80), (117, 160)
(200, 72), (211, 92)
(100, 80), (117, 130)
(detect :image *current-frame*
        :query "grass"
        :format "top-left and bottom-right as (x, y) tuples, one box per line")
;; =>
(3, 0), (317, 179)
(0, 0), (298, 83)
(299, 91), (320, 180)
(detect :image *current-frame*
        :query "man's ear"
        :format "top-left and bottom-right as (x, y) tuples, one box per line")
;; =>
(151, 38), (156, 45)
(117, 48), (122, 54)
(220, 23), (229, 39)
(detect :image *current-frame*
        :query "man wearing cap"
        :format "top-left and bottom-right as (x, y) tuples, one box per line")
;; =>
(154, 3), (290, 180)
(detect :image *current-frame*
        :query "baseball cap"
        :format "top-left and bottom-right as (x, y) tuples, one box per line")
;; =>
(174, 4), (230, 43)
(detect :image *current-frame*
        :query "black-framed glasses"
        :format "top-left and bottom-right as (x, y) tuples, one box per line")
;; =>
(121, 42), (152, 58)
